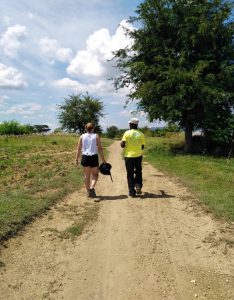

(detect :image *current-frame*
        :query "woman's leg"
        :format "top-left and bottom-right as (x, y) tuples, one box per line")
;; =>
(91, 167), (99, 189)
(83, 167), (91, 193)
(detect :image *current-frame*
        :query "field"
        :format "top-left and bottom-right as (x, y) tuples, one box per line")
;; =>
(144, 134), (234, 221)
(1, 133), (233, 242)
(0, 134), (111, 241)
(1, 139), (233, 299)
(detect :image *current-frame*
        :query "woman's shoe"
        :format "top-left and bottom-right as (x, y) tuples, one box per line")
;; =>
(89, 188), (96, 198)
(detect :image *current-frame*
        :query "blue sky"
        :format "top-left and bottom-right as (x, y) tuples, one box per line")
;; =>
(0, 0), (165, 130)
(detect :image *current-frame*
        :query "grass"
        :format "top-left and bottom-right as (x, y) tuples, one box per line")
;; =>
(0, 134), (112, 242)
(144, 134), (234, 221)
(45, 202), (100, 240)
(63, 202), (100, 239)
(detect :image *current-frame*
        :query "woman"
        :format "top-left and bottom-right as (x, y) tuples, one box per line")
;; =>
(75, 123), (106, 198)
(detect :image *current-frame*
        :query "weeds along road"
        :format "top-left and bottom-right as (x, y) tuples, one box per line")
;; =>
(0, 141), (233, 300)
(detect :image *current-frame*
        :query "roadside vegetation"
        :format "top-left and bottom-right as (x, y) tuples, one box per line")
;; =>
(0, 134), (111, 242)
(0, 120), (51, 135)
(144, 134), (234, 221)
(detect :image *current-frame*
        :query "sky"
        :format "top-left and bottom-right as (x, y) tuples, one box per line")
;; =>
(0, 0), (165, 130)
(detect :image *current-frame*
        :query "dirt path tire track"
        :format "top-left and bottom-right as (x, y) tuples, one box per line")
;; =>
(0, 141), (233, 300)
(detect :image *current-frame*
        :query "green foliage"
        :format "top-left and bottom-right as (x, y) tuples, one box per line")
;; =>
(114, 0), (234, 152)
(204, 105), (234, 144)
(0, 121), (51, 135)
(106, 125), (120, 138)
(33, 124), (51, 133)
(0, 121), (35, 135)
(138, 126), (153, 137)
(58, 93), (104, 133)
(53, 127), (63, 133)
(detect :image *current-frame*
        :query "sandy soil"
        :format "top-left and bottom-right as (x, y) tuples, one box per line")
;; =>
(0, 141), (233, 300)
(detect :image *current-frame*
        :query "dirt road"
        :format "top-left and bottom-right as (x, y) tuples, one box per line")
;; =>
(0, 141), (233, 300)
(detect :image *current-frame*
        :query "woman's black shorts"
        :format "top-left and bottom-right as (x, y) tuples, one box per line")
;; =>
(81, 154), (99, 167)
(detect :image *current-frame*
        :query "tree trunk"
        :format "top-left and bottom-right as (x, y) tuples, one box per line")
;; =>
(184, 118), (193, 153)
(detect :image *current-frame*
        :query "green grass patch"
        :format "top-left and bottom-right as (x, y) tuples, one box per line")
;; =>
(65, 203), (100, 238)
(0, 134), (112, 242)
(145, 135), (234, 221)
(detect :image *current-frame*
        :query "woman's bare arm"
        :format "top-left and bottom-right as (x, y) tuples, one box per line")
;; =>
(75, 136), (82, 165)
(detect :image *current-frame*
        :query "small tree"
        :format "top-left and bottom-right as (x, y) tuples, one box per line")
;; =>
(58, 93), (104, 133)
(106, 125), (119, 138)
(33, 125), (51, 134)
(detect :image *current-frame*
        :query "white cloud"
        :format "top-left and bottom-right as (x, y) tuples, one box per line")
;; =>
(0, 24), (27, 58)
(1, 102), (42, 115)
(39, 37), (73, 63)
(67, 20), (134, 77)
(118, 109), (134, 117)
(0, 63), (27, 89)
(110, 99), (126, 105)
(53, 77), (115, 94)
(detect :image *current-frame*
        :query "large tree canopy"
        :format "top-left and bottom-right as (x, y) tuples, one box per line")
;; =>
(114, 0), (234, 152)
(58, 93), (104, 133)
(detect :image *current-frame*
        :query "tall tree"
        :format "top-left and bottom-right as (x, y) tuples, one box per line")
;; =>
(58, 93), (104, 133)
(114, 0), (234, 152)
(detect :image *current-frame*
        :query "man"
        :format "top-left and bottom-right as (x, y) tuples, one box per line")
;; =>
(120, 118), (145, 197)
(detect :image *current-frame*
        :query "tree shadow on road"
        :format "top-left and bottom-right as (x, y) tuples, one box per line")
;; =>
(138, 190), (175, 200)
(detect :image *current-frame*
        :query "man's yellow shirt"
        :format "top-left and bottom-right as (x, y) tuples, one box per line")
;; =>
(122, 129), (145, 158)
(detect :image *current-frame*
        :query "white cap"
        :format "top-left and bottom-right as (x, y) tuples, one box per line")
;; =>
(128, 117), (139, 125)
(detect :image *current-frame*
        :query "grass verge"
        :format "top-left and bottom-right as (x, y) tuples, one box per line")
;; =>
(144, 135), (234, 221)
(59, 202), (100, 240)
(0, 134), (112, 242)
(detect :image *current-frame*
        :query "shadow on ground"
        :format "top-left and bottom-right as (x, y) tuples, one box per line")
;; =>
(95, 190), (175, 202)
(96, 195), (128, 201)
(138, 190), (175, 199)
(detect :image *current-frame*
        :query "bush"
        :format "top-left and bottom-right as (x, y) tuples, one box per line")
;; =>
(191, 135), (232, 157)
(106, 126), (119, 138)
(0, 121), (51, 135)
(0, 121), (26, 135)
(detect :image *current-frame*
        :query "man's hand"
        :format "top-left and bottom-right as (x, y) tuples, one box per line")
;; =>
(120, 141), (126, 148)
(75, 159), (79, 166)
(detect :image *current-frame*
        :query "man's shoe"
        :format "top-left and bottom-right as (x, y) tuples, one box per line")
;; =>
(135, 185), (142, 195)
(89, 188), (96, 198)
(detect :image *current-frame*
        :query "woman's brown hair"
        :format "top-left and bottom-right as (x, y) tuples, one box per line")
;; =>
(85, 122), (94, 132)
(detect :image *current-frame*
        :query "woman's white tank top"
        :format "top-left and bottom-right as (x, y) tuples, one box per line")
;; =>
(82, 133), (98, 156)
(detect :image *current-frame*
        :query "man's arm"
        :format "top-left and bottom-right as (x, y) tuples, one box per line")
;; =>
(120, 131), (127, 148)
(141, 133), (145, 150)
